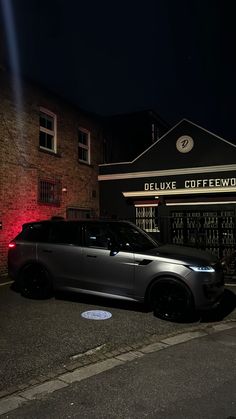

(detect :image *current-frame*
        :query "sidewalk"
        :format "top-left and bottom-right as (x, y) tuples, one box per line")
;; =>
(1, 322), (236, 418)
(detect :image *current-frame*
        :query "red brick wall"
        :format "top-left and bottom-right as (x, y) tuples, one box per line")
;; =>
(0, 69), (103, 275)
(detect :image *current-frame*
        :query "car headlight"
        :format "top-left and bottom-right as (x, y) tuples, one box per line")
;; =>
(189, 266), (215, 272)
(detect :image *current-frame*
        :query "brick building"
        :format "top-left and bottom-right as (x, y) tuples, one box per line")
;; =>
(0, 67), (104, 275)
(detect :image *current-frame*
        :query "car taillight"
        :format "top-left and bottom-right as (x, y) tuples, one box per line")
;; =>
(8, 242), (16, 249)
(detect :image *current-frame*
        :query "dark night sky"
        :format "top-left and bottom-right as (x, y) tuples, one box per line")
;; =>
(2, 0), (236, 141)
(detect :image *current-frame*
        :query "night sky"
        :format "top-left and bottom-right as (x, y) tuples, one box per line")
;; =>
(1, 0), (236, 141)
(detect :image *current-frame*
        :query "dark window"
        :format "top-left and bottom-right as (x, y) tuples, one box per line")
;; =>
(39, 131), (53, 150)
(85, 223), (110, 249)
(39, 109), (56, 152)
(78, 128), (90, 163)
(79, 130), (88, 145)
(78, 147), (88, 162)
(48, 222), (82, 245)
(109, 223), (157, 252)
(17, 223), (50, 242)
(39, 179), (60, 205)
(40, 113), (53, 130)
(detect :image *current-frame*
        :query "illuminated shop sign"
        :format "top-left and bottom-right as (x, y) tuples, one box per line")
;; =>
(144, 177), (236, 191)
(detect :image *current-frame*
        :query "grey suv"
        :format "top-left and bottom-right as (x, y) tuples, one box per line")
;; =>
(8, 219), (224, 320)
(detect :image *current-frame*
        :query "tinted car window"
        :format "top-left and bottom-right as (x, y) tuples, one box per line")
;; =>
(84, 223), (111, 249)
(16, 223), (50, 242)
(110, 223), (157, 252)
(48, 222), (82, 245)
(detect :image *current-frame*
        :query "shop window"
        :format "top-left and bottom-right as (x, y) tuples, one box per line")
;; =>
(39, 108), (57, 153)
(135, 206), (159, 232)
(78, 128), (90, 164)
(39, 179), (61, 205)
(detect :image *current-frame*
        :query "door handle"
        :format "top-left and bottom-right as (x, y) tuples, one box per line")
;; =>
(86, 254), (97, 258)
(42, 249), (53, 253)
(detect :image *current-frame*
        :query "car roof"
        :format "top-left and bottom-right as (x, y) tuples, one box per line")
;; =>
(22, 219), (132, 229)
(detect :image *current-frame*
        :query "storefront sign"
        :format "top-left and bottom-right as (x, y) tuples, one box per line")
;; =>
(144, 177), (236, 191)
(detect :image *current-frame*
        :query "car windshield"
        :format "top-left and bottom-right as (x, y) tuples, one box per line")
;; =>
(111, 223), (159, 252)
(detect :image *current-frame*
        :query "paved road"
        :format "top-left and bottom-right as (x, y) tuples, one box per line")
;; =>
(1, 323), (236, 418)
(0, 281), (235, 397)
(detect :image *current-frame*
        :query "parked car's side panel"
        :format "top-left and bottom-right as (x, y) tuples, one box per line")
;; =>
(37, 242), (84, 290)
(8, 241), (37, 280)
(133, 255), (191, 300)
(80, 247), (135, 297)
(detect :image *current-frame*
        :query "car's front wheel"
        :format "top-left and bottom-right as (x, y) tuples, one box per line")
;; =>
(19, 264), (53, 299)
(149, 278), (194, 322)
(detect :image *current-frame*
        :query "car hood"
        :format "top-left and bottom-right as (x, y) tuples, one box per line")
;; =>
(146, 244), (218, 265)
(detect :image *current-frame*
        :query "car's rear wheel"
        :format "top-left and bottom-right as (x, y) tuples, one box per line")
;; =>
(149, 279), (194, 322)
(19, 264), (53, 299)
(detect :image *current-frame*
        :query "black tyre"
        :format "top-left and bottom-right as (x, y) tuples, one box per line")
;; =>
(149, 279), (194, 322)
(19, 264), (53, 299)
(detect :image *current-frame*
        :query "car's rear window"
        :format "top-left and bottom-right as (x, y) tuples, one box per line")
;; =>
(16, 223), (50, 242)
(16, 221), (82, 245)
(48, 222), (82, 245)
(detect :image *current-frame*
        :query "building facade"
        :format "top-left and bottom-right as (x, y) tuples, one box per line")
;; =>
(0, 68), (103, 275)
(99, 119), (236, 281)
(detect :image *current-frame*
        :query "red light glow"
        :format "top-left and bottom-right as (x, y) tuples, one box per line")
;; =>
(8, 243), (16, 249)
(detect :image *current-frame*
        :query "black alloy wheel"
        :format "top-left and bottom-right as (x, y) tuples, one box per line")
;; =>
(150, 279), (194, 322)
(19, 264), (53, 299)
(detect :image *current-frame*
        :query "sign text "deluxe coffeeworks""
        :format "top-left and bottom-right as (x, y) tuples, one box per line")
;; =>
(144, 177), (236, 191)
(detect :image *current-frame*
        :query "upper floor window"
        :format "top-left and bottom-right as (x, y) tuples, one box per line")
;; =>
(78, 128), (90, 164)
(39, 108), (57, 153)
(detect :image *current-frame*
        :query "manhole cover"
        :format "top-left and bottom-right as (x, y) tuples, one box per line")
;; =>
(81, 310), (112, 320)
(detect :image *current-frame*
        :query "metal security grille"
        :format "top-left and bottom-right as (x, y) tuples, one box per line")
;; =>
(170, 210), (236, 256)
(39, 180), (60, 205)
(135, 206), (159, 232)
(170, 210), (236, 280)
(66, 208), (92, 220)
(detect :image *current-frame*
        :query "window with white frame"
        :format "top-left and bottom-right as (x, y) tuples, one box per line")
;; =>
(38, 179), (60, 205)
(39, 108), (57, 152)
(78, 128), (90, 164)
